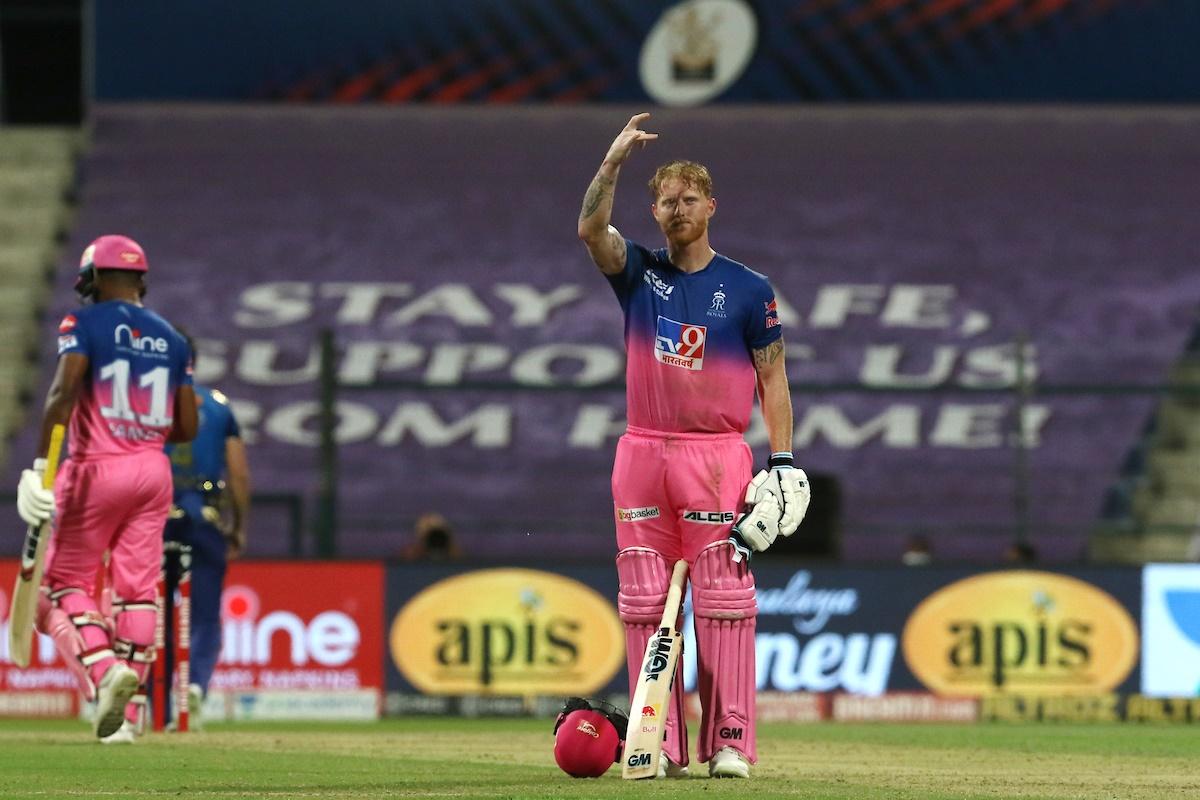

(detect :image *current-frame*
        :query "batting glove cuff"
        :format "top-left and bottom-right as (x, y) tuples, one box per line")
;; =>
(768, 451), (794, 470)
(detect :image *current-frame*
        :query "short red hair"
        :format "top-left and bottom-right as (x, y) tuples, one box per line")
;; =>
(648, 160), (713, 200)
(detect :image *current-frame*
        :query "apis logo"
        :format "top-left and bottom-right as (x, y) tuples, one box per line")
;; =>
(114, 323), (168, 354)
(903, 571), (1138, 696)
(391, 569), (625, 695)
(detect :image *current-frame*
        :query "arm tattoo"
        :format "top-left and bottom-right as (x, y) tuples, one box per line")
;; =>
(753, 340), (784, 369)
(580, 174), (614, 221)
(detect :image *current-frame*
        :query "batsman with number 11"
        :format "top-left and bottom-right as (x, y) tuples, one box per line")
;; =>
(11, 235), (197, 742)
(577, 114), (811, 779)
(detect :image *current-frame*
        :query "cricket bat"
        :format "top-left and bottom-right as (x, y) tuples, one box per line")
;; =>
(8, 424), (66, 668)
(621, 558), (688, 780)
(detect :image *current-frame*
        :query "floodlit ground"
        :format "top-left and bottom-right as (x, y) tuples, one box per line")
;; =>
(0, 718), (1196, 799)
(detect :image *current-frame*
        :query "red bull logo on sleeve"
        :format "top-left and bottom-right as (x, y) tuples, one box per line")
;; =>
(654, 316), (706, 370)
(765, 300), (781, 329)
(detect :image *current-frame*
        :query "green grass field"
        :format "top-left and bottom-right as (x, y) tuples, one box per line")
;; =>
(0, 718), (1196, 799)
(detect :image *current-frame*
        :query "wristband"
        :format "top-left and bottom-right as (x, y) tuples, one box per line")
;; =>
(768, 451), (794, 470)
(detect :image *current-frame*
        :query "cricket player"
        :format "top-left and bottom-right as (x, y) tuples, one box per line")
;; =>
(159, 342), (250, 726)
(15, 235), (197, 740)
(577, 114), (810, 778)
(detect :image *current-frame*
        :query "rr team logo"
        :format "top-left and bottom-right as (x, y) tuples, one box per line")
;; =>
(655, 316), (707, 370)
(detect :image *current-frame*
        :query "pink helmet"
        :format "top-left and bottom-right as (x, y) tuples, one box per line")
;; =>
(552, 698), (626, 778)
(75, 234), (149, 299)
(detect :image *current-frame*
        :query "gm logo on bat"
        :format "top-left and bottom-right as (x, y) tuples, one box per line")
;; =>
(643, 629), (675, 681)
(655, 316), (706, 371)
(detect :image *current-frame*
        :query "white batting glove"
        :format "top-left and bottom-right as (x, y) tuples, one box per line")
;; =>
(17, 458), (55, 527)
(746, 452), (811, 537)
(728, 472), (782, 563)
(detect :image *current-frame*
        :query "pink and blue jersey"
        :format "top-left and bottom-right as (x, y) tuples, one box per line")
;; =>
(607, 240), (782, 434)
(56, 301), (192, 458)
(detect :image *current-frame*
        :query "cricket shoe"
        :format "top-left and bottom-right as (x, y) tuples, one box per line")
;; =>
(708, 747), (750, 779)
(188, 683), (205, 731)
(657, 756), (689, 779)
(99, 720), (138, 745)
(94, 664), (139, 739)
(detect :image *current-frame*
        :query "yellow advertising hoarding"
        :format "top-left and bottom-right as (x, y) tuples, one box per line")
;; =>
(903, 570), (1139, 696)
(390, 568), (625, 696)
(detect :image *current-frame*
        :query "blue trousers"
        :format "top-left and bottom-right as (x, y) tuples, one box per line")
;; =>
(163, 514), (226, 694)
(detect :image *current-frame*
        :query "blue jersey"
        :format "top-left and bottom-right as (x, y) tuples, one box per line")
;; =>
(606, 241), (782, 434)
(165, 386), (240, 519)
(56, 301), (192, 458)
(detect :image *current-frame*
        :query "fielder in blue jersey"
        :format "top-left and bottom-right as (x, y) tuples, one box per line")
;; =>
(161, 348), (250, 719)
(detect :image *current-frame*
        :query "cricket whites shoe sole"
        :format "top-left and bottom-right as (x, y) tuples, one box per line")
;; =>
(94, 665), (139, 739)
(99, 720), (138, 745)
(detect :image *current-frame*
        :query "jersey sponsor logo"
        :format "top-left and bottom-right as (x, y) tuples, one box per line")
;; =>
(643, 269), (675, 301)
(683, 510), (735, 525)
(114, 323), (169, 354)
(654, 316), (706, 371)
(765, 299), (781, 328)
(57, 335), (78, 355)
(616, 505), (661, 522)
(58, 314), (77, 333)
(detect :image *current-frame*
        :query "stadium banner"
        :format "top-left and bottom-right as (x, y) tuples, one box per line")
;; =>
(384, 563), (1143, 706)
(386, 562), (625, 697)
(1140, 564), (1200, 698)
(683, 565), (1143, 698)
(94, 0), (1200, 102)
(207, 561), (385, 716)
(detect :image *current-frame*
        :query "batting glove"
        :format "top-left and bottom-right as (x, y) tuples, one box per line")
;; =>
(746, 452), (811, 537)
(729, 472), (782, 563)
(17, 458), (55, 527)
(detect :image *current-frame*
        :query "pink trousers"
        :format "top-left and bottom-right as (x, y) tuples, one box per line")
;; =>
(612, 427), (759, 765)
(43, 452), (171, 687)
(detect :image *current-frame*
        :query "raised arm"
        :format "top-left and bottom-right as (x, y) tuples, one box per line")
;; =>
(577, 113), (658, 276)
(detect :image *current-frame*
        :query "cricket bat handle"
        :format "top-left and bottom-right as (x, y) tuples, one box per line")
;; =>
(9, 425), (66, 667)
(659, 560), (688, 628)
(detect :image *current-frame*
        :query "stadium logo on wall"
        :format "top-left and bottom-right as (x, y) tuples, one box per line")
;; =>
(902, 571), (1138, 697)
(389, 569), (625, 695)
(1140, 564), (1200, 697)
(639, 0), (758, 107)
